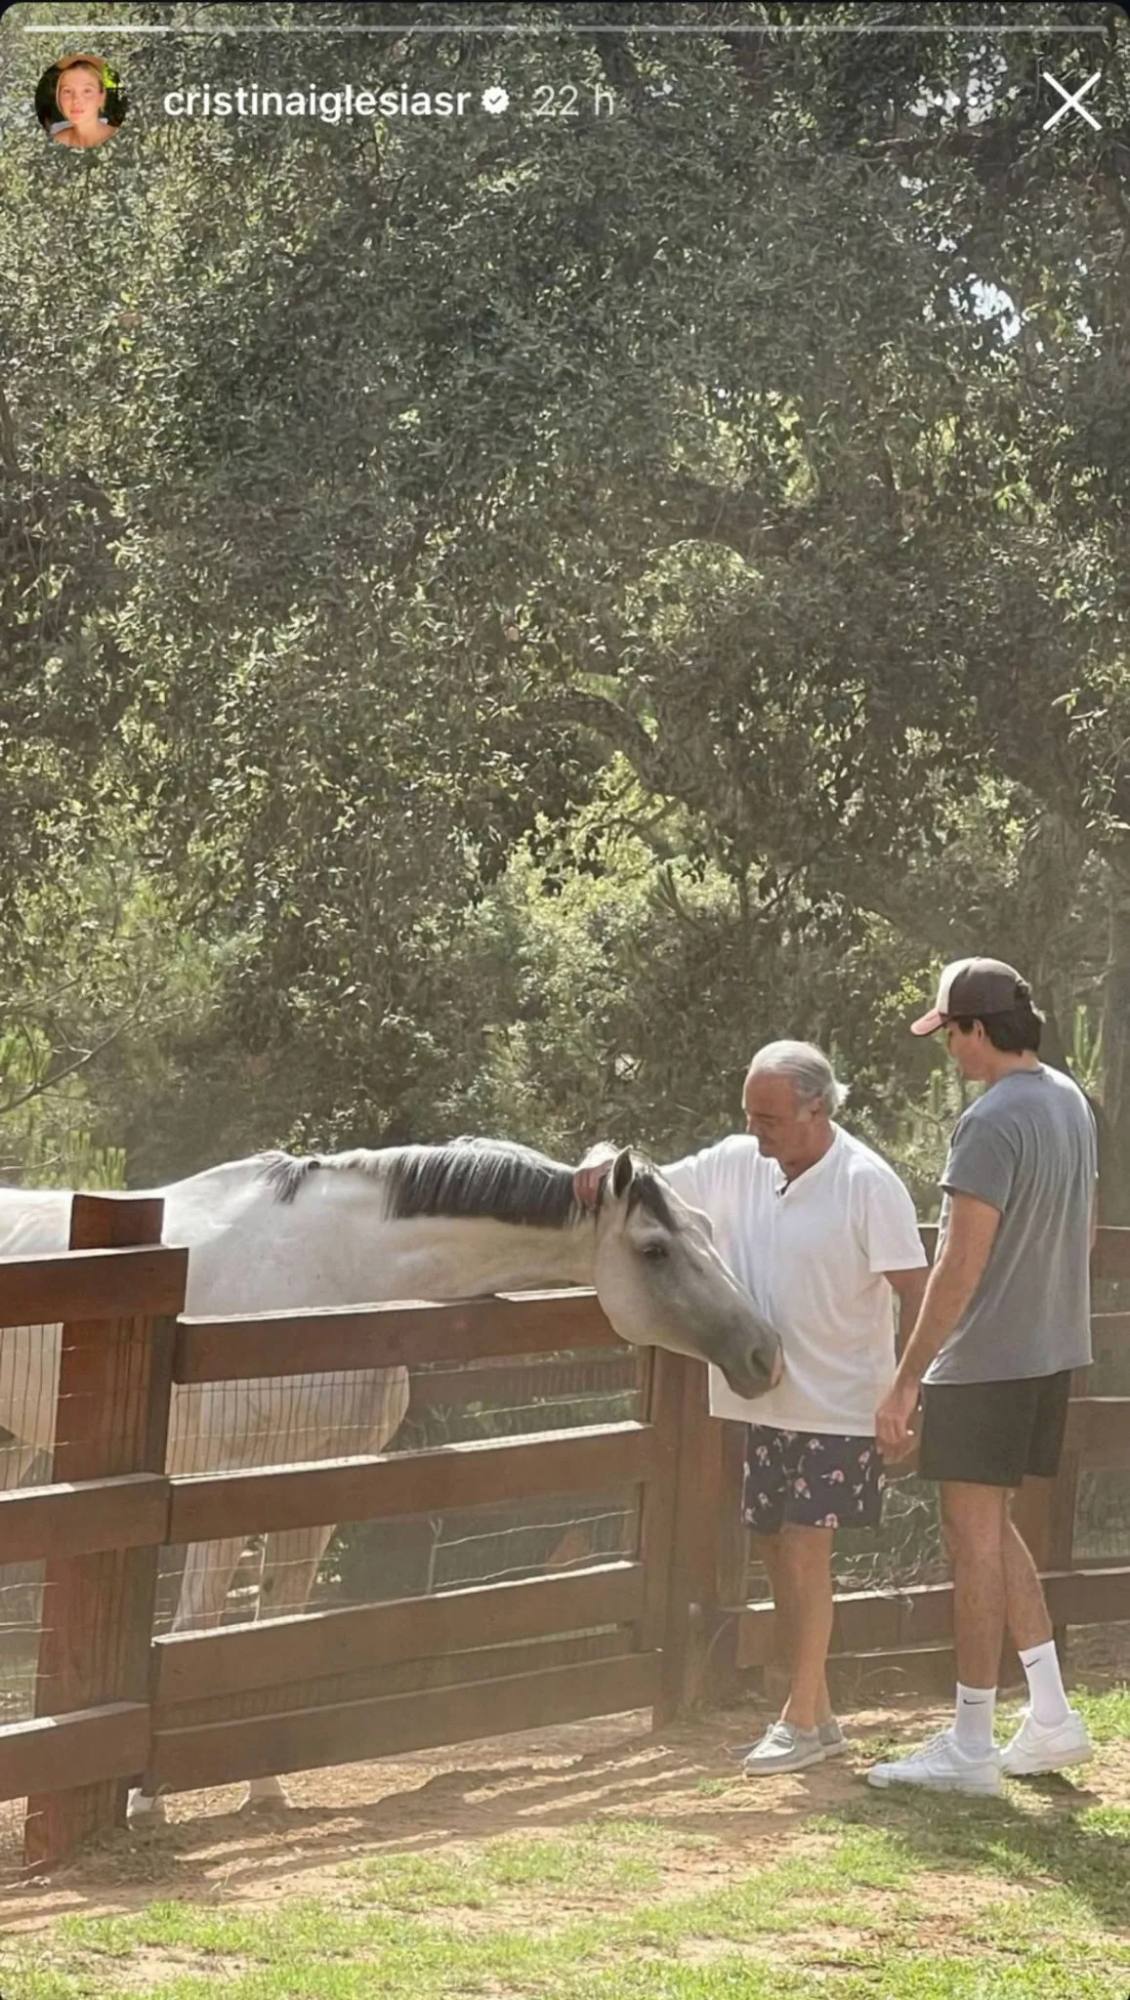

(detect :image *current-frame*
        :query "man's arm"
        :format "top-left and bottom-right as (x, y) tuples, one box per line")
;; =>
(885, 1265), (929, 1353)
(574, 1137), (725, 1216)
(875, 1193), (1001, 1458)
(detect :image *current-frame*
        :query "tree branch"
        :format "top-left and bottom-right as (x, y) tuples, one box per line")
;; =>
(0, 999), (146, 1120)
(0, 381), (19, 478)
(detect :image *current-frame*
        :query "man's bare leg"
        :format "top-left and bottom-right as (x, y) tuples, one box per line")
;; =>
(868, 1482), (1006, 1788)
(775, 1524), (836, 1732)
(941, 1482), (1008, 1688)
(1001, 1507), (1054, 1652)
(752, 1530), (834, 1726)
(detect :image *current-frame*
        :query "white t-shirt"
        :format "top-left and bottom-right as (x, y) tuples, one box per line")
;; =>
(664, 1128), (926, 1437)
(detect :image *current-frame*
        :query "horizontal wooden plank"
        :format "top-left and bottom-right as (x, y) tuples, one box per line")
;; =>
(0, 1702), (149, 1804)
(174, 1290), (618, 1385)
(1090, 1312), (1130, 1344)
(152, 1560), (646, 1707)
(168, 1420), (656, 1544)
(150, 1649), (660, 1793)
(0, 1473), (169, 1565)
(0, 1246), (187, 1329)
(156, 1632), (636, 1728)
(156, 1629), (636, 1733)
(734, 1565), (1130, 1668)
(1064, 1397), (1130, 1469)
(1094, 1228), (1130, 1281)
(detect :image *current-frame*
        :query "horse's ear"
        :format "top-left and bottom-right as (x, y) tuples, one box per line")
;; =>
(611, 1148), (634, 1202)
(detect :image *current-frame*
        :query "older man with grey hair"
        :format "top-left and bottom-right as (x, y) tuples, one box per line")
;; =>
(575, 1040), (927, 1773)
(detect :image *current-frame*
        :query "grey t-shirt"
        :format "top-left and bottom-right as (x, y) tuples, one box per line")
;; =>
(924, 1065), (1096, 1386)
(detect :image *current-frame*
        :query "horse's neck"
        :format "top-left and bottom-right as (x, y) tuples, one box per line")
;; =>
(374, 1215), (596, 1301)
(158, 1161), (598, 1312)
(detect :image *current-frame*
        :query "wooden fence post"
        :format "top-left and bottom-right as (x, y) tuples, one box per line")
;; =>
(636, 1347), (683, 1726)
(24, 1195), (177, 1869)
(647, 1357), (725, 1727)
(703, 1419), (754, 1702)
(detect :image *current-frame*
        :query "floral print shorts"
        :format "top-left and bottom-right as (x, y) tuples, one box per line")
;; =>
(742, 1423), (885, 1533)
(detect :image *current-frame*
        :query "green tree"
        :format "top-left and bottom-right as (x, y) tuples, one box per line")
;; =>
(1, 2), (1127, 1199)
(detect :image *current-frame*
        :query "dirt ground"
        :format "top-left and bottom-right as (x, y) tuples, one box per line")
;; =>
(1, 1629), (1127, 1936)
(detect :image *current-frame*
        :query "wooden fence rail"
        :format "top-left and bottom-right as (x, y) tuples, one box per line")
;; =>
(0, 1235), (696, 1866)
(0, 1217), (1127, 1868)
(172, 1289), (618, 1383)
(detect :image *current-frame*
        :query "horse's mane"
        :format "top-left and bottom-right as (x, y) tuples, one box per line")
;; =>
(259, 1138), (674, 1231)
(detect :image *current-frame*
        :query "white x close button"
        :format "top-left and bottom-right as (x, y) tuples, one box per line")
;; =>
(1042, 71), (1102, 131)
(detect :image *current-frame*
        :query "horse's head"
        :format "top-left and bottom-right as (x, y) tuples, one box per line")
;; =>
(591, 1150), (783, 1401)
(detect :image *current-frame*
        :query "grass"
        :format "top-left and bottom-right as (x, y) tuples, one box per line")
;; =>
(342, 1822), (674, 1908)
(0, 1687), (1127, 2000)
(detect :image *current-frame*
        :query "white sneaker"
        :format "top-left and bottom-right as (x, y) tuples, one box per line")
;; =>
(742, 1720), (826, 1774)
(1000, 1708), (1094, 1777)
(867, 1729), (1001, 1796)
(729, 1716), (848, 1762)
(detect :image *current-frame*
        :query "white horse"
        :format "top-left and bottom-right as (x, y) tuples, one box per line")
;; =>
(0, 1138), (782, 1820)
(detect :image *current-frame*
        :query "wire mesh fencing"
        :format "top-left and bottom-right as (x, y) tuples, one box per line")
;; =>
(149, 1346), (645, 1635)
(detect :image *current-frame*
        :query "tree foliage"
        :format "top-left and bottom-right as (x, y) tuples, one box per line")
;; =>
(1, 1), (1128, 1205)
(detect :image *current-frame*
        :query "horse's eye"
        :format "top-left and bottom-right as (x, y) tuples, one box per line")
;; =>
(641, 1242), (669, 1260)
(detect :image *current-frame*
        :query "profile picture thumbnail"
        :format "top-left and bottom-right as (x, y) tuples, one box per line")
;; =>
(35, 52), (128, 149)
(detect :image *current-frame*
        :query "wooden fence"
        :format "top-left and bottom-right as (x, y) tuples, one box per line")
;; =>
(0, 1199), (1128, 1867)
(0, 1196), (706, 1867)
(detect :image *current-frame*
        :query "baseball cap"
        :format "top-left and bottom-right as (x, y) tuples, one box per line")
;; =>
(910, 957), (1028, 1037)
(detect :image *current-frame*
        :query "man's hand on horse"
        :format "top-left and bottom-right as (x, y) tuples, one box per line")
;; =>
(572, 1145), (618, 1211)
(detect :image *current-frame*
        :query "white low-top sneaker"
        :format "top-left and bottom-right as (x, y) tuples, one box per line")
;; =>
(742, 1720), (826, 1774)
(867, 1729), (1001, 1796)
(729, 1717), (848, 1763)
(1000, 1708), (1094, 1777)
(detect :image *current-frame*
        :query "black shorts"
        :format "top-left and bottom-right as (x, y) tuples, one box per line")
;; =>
(917, 1370), (1072, 1487)
(743, 1424), (885, 1532)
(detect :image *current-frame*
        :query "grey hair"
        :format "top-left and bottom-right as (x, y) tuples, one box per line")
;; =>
(746, 1040), (848, 1115)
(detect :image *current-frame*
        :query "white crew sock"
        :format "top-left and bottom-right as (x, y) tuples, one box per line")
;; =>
(1018, 1638), (1072, 1728)
(953, 1682), (997, 1755)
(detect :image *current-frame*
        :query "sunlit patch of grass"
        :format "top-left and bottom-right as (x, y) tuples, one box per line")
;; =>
(958, 1884), (1130, 1958)
(344, 1820), (673, 1910)
(0, 1969), (88, 2000)
(57, 1899), (401, 1960)
(548, 1948), (1124, 1999)
(819, 1779), (1130, 1939)
(611, 1832), (910, 1954)
(1070, 1682), (1130, 1742)
(341, 1849), (498, 1910)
